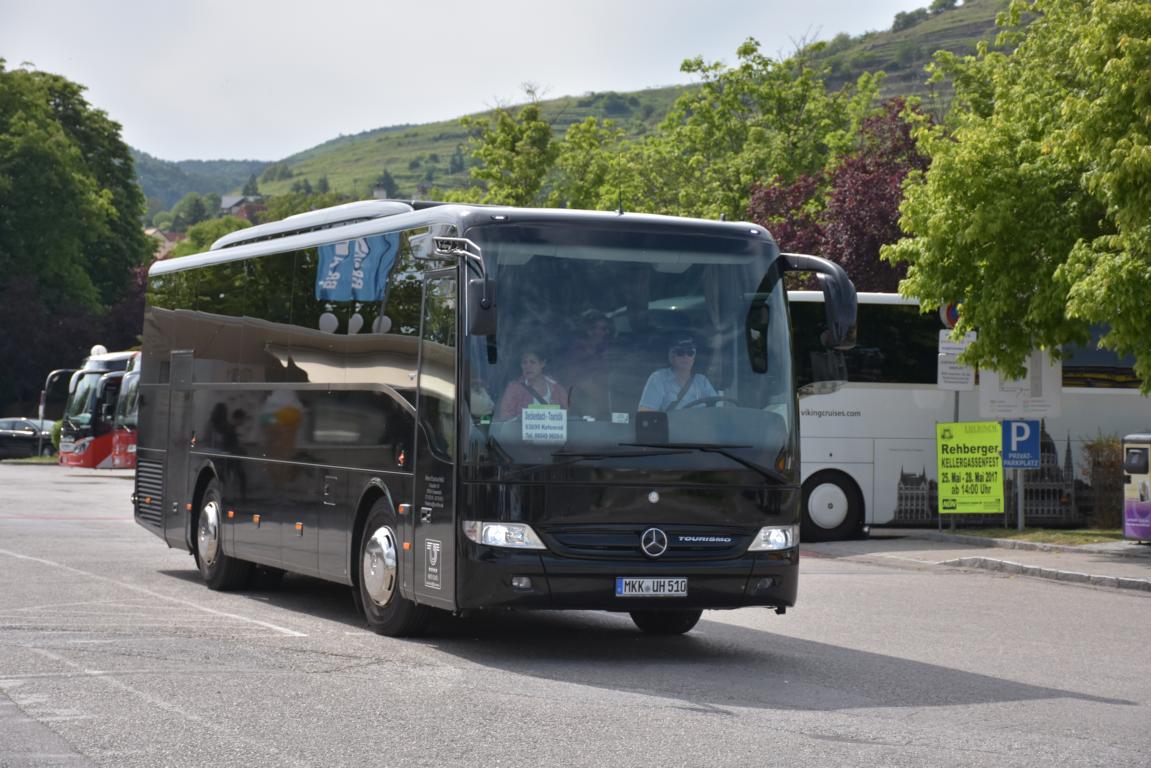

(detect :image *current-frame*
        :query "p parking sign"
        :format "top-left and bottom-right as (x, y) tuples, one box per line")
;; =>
(1002, 420), (1041, 469)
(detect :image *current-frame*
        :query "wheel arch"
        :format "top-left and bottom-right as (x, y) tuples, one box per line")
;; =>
(349, 479), (396, 589)
(185, 459), (222, 553)
(800, 467), (866, 541)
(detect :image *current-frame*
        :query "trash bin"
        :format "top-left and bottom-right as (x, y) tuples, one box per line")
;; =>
(1121, 434), (1151, 542)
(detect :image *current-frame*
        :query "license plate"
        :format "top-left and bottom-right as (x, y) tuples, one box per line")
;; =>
(615, 577), (687, 597)
(59, 441), (74, 453)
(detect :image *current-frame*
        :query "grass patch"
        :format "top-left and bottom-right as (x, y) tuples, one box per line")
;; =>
(956, 528), (1126, 546)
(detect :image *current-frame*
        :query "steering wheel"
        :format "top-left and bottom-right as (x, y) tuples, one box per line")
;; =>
(681, 396), (741, 409)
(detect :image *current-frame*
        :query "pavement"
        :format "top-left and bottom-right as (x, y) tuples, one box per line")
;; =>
(803, 527), (1151, 594)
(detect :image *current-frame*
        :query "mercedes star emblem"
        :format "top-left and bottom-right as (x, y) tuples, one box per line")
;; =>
(640, 527), (669, 558)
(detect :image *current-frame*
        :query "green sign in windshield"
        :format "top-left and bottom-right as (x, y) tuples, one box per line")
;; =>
(936, 421), (1004, 515)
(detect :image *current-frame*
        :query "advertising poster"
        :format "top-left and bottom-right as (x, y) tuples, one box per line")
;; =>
(936, 421), (1004, 515)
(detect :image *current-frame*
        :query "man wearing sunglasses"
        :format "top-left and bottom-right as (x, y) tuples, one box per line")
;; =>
(638, 336), (718, 412)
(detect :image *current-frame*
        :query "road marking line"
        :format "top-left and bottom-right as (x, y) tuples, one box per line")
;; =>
(0, 548), (306, 637)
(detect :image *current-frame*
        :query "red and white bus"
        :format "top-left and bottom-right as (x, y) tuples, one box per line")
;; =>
(59, 346), (139, 468)
(110, 353), (141, 469)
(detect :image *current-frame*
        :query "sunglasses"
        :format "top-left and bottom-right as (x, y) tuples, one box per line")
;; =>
(671, 346), (696, 357)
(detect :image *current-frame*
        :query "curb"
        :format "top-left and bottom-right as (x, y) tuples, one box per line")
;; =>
(898, 530), (1151, 560)
(938, 556), (1151, 593)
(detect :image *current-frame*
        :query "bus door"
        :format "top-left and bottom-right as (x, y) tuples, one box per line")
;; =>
(165, 350), (195, 548)
(413, 272), (458, 610)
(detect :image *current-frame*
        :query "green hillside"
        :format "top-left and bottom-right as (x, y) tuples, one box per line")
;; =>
(816, 0), (1010, 98)
(137, 0), (1008, 207)
(133, 150), (267, 211)
(256, 86), (686, 200)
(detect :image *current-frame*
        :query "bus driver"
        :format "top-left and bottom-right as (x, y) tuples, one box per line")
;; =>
(638, 336), (717, 412)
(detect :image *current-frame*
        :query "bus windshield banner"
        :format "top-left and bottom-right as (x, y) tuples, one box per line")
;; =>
(936, 421), (1004, 515)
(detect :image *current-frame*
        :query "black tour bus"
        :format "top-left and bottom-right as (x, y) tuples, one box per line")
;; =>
(133, 200), (856, 636)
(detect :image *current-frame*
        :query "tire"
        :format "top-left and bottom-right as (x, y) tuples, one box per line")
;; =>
(357, 498), (431, 637)
(800, 470), (863, 542)
(194, 478), (252, 590)
(40, 445), (54, 457)
(629, 610), (703, 635)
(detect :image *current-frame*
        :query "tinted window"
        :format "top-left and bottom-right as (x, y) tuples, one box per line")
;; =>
(1062, 326), (1140, 389)
(195, 260), (247, 375)
(792, 300), (939, 386)
(421, 275), (457, 461)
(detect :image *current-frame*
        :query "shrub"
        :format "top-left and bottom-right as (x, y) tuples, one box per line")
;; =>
(1082, 434), (1123, 528)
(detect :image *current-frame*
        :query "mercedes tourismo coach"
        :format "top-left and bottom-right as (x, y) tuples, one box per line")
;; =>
(133, 201), (856, 636)
(59, 347), (138, 468)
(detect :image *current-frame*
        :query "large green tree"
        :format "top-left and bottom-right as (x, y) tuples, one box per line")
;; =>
(883, 0), (1151, 387)
(0, 61), (152, 413)
(454, 41), (878, 220)
(460, 96), (559, 206)
(604, 39), (880, 220)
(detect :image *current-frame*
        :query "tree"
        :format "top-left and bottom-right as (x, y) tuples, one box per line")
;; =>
(882, 0), (1151, 388)
(449, 147), (466, 175)
(316, 175), (330, 194)
(461, 93), (558, 206)
(0, 60), (150, 414)
(259, 191), (353, 222)
(748, 98), (928, 291)
(168, 216), (251, 258)
(820, 99), (928, 290)
(603, 39), (880, 220)
(261, 162), (293, 183)
(893, 8), (930, 32)
(170, 192), (208, 231)
(242, 173), (260, 196)
(375, 168), (399, 198)
(546, 117), (623, 210)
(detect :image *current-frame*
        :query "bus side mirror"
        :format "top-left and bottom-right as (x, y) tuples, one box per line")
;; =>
(781, 253), (858, 350)
(467, 277), (497, 337)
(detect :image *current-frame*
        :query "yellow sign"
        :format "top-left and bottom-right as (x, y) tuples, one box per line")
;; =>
(936, 421), (1004, 515)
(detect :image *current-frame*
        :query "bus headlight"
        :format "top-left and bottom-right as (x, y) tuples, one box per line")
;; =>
(747, 524), (798, 551)
(463, 521), (547, 550)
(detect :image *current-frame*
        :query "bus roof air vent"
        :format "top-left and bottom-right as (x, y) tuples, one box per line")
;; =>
(210, 200), (415, 251)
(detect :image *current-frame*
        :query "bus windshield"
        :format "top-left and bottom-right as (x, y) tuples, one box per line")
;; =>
(462, 221), (794, 481)
(64, 372), (101, 426)
(114, 373), (140, 429)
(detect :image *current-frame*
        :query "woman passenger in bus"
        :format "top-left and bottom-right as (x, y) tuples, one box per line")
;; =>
(638, 336), (717, 412)
(496, 347), (569, 421)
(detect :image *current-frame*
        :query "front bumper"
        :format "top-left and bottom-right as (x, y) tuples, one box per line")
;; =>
(455, 546), (798, 612)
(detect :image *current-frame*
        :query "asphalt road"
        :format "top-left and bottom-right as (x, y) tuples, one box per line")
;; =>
(1, 463), (1149, 767)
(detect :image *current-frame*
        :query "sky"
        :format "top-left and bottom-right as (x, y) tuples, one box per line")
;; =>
(0, 0), (928, 162)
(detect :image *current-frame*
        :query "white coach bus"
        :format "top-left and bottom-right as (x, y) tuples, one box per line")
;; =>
(789, 292), (1148, 541)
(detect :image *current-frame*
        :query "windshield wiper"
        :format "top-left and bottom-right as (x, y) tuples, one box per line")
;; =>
(499, 447), (693, 481)
(622, 442), (793, 486)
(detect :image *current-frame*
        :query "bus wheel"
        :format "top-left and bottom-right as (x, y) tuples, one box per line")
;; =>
(801, 471), (863, 542)
(358, 499), (430, 637)
(194, 479), (251, 590)
(629, 610), (703, 635)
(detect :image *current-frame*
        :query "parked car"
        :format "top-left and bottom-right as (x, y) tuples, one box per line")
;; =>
(0, 418), (56, 458)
